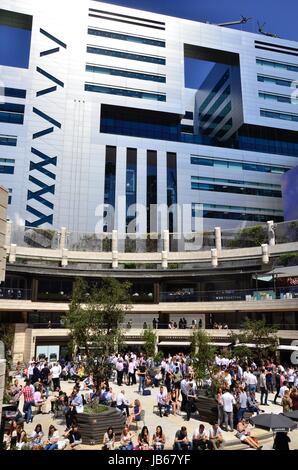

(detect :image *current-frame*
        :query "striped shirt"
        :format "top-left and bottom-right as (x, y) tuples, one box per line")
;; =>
(23, 385), (34, 402)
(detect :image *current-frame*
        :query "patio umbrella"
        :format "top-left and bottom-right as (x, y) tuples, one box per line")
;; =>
(250, 413), (297, 432)
(283, 410), (298, 421)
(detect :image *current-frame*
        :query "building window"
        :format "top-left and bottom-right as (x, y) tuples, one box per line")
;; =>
(126, 148), (137, 232)
(167, 152), (177, 235)
(200, 86), (231, 124)
(190, 156), (289, 174)
(260, 109), (298, 122)
(0, 103), (25, 125)
(147, 150), (157, 233)
(0, 87), (26, 98)
(85, 83), (166, 101)
(0, 135), (17, 146)
(104, 146), (116, 232)
(86, 64), (166, 83)
(87, 45), (166, 64)
(0, 165), (14, 174)
(257, 75), (295, 88)
(259, 92), (292, 104)
(87, 28), (165, 47)
(199, 69), (230, 114)
(256, 58), (298, 73)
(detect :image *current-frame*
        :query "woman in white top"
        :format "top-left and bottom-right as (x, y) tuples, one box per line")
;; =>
(102, 427), (115, 450)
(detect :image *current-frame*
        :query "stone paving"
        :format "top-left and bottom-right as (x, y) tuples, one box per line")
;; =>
(12, 378), (298, 450)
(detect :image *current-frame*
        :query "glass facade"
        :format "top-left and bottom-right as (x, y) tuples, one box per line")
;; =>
(191, 180), (281, 198)
(0, 166), (14, 174)
(200, 86), (231, 124)
(87, 28), (165, 47)
(260, 109), (298, 123)
(87, 45), (166, 64)
(147, 150), (157, 232)
(104, 146), (116, 231)
(86, 64), (166, 83)
(193, 203), (283, 222)
(259, 92), (292, 103)
(0, 87), (26, 98)
(167, 152), (177, 234)
(0, 135), (17, 146)
(0, 103), (25, 124)
(199, 69), (230, 114)
(190, 155), (289, 174)
(256, 58), (298, 73)
(126, 148), (137, 232)
(257, 75), (295, 88)
(85, 83), (166, 101)
(201, 102), (231, 135)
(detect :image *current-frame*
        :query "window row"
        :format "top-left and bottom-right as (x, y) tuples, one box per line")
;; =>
(261, 109), (298, 122)
(0, 87), (26, 98)
(0, 135), (17, 146)
(191, 182), (281, 198)
(0, 158), (15, 163)
(259, 91), (292, 103)
(87, 28), (165, 47)
(85, 83), (166, 101)
(214, 118), (233, 139)
(87, 46), (166, 64)
(86, 64), (166, 82)
(190, 156), (289, 174)
(256, 58), (298, 73)
(0, 103), (25, 125)
(201, 102), (232, 136)
(257, 74), (296, 88)
(0, 166), (14, 174)
(197, 210), (284, 223)
(191, 176), (280, 189)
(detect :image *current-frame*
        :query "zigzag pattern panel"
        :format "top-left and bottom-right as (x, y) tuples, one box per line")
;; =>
(26, 28), (66, 227)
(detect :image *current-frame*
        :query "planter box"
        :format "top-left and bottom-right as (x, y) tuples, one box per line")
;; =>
(193, 396), (218, 423)
(76, 407), (126, 445)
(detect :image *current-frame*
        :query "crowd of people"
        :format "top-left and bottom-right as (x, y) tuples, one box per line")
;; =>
(3, 351), (298, 450)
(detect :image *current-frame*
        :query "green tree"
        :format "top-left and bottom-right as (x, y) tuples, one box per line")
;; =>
(67, 278), (132, 359)
(143, 328), (156, 358)
(191, 330), (216, 386)
(230, 319), (278, 364)
(228, 225), (267, 248)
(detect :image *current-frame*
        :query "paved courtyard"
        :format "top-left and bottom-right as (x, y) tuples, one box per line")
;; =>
(13, 377), (298, 450)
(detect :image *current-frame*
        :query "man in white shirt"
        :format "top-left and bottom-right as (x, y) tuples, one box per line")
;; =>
(116, 390), (130, 416)
(222, 390), (236, 431)
(279, 381), (289, 399)
(208, 423), (224, 450)
(192, 424), (210, 450)
(180, 377), (189, 412)
(156, 385), (170, 417)
(247, 371), (258, 395)
(51, 363), (61, 390)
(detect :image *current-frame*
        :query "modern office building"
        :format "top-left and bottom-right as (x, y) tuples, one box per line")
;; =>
(1, 0), (298, 235)
(282, 166), (298, 220)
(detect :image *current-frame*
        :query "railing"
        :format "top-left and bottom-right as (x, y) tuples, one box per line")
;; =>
(0, 287), (32, 300)
(160, 286), (298, 302)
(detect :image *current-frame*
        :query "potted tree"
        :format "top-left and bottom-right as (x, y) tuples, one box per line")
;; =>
(66, 278), (131, 444)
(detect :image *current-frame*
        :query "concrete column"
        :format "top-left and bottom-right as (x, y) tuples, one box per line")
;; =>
(153, 282), (160, 304)
(261, 244), (269, 264)
(61, 248), (68, 267)
(211, 248), (218, 268)
(267, 220), (275, 246)
(59, 227), (67, 250)
(214, 226), (222, 253)
(31, 279), (38, 301)
(9, 244), (16, 263)
(112, 230), (118, 252)
(112, 250), (118, 269)
(163, 229), (169, 252)
(161, 251), (168, 269)
(0, 342), (6, 426)
(5, 220), (12, 247)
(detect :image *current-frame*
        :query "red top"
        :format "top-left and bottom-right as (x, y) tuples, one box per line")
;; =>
(23, 385), (34, 402)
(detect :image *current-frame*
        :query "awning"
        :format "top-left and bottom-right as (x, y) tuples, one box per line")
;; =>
(261, 266), (298, 278)
(278, 345), (298, 351)
(208, 342), (232, 347)
(124, 341), (145, 345)
(158, 341), (191, 346)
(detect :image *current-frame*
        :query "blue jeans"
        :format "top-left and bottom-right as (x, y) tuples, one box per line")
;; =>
(44, 443), (58, 450)
(23, 401), (33, 423)
(248, 385), (256, 394)
(237, 407), (247, 422)
(175, 442), (192, 450)
(138, 376), (145, 393)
